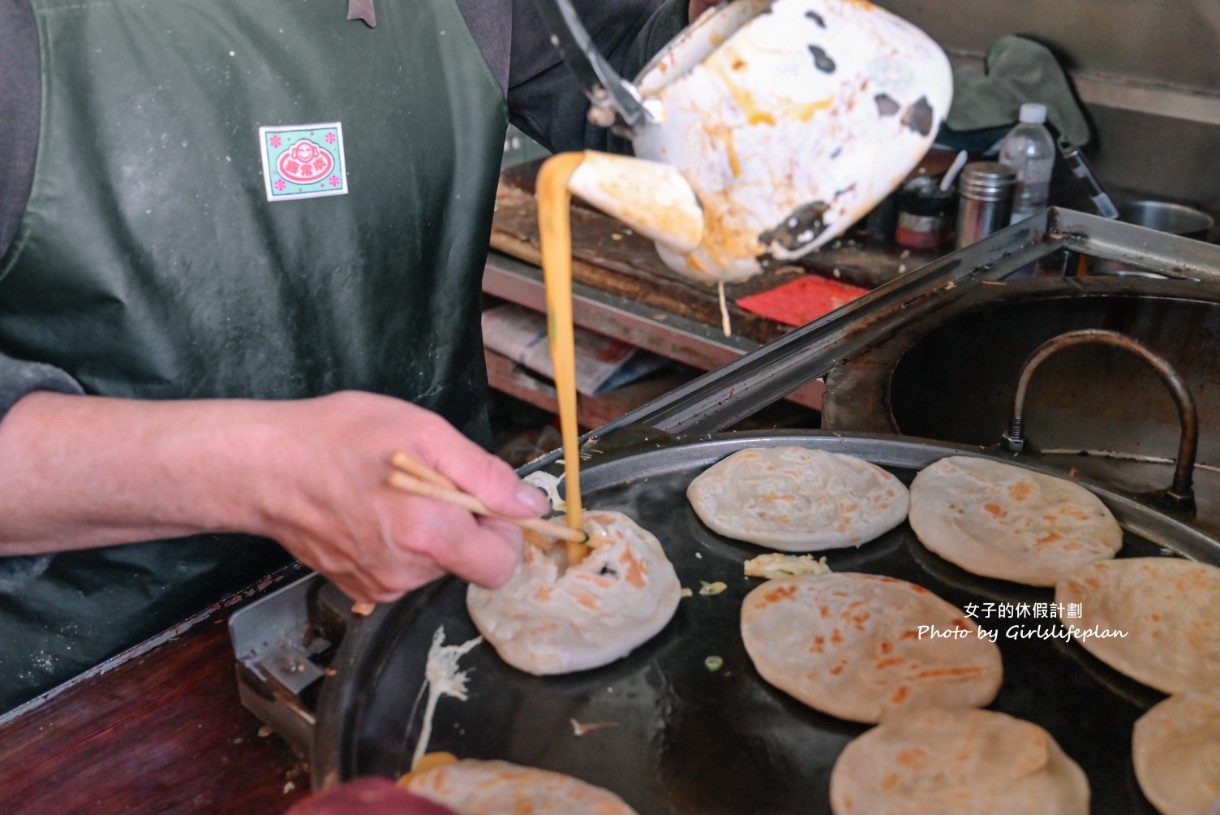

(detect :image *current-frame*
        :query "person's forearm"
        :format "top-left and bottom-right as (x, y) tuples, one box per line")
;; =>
(0, 390), (546, 598)
(0, 392), (274, 554)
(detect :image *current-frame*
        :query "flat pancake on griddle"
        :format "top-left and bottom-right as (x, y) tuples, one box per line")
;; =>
(1132, 689), (1220, 815)
(829, 708), (1089, 815)
(402, 759), (638, 815)
(686, 447), (909, 551)
(1055, 557), (1220, 694)
(740, 572), (1002, 724)
(908, 456), (1122, 586)
(467, 510), (681, 675)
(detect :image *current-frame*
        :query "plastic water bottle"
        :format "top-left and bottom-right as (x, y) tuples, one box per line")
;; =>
(999, 103), (1056, 224)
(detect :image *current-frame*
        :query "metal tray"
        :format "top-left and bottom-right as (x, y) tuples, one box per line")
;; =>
(312, 431), (1220, 814)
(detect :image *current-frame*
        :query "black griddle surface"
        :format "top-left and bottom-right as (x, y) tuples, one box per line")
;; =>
(318, 434), (1201, 814)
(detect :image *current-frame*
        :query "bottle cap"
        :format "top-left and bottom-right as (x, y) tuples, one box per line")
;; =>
(1018, 103), (1048, 124)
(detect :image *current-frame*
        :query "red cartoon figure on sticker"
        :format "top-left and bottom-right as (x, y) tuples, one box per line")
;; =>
(277, 139), (334, 185)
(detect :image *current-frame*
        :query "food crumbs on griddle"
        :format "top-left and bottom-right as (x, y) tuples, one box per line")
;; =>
(705, 656), (724, 672)
(570, 718), (620, 736)
(699, 580), (728, 596)
(1069, 467), (1080, 478)
(413, 627), (483, 771)
(744, 553), (831, 580)
(258, 725), (273, 738)
(680, 587), (693, 598)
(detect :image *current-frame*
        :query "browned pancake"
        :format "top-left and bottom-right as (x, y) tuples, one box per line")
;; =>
(467, 510), (681, 675)
(740, 572), (1002, 723)
(830, 708), (1089, 814)
(687, 447), (909, 551)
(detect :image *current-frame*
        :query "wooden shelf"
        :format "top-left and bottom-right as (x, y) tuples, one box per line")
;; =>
(485, 349), (695, 431)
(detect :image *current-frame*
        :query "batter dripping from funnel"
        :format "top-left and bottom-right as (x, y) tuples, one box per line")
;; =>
(465, 153), (682, 677)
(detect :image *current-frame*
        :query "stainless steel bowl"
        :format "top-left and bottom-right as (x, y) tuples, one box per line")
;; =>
(1118, 200), (1213, 241)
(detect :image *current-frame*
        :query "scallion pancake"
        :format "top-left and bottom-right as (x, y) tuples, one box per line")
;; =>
(687, 447), (909, 551)
(1055, 557), (1220, 694)
(909, 456), (1122, 586)
(830, 708), (1089, 814)
(403, 759), (638, 815)
(467, 510), (681, 675)
(740, 572), (1002, 723)
(1132, 690), (1220, 815)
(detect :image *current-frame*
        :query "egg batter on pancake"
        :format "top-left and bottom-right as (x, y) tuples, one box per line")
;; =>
(687, 447), (909, 551)
(740, 572), (1002, 723)
(467, 510), (681, 675)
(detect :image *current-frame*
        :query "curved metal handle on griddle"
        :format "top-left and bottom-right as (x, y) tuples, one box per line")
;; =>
(530, 0), (653, 130)
(1001, 328), (1198, 513)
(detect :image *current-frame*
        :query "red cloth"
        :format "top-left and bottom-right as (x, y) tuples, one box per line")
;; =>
(284, 777), (459, 815)
(736, 274), (869, 327)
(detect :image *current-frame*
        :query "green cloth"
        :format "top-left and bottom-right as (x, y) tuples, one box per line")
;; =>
(946, 34), (1091, 146)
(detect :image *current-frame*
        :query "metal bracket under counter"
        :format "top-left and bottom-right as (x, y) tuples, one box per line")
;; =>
(482, 250), (826, 410)
(230, 573), (347, 758)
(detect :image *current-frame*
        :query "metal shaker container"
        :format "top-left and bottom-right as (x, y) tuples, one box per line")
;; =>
(955, 162), (1017, 249)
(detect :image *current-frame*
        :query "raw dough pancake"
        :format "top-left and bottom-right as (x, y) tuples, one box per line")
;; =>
(908, 456), (1122, 586)
(1132, 690), (1220, 815)
(740, 572), (1002, 723)
(1055, 557), (1220, 694)
(686, 447), (909, 551)
(467, 510), (681, 675)
(829, 708), (1089, 815)
(403, 759), (638, 815)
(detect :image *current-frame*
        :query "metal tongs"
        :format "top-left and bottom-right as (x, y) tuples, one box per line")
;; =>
(530, 0), (656, 131)
(1056, 135), (1119, 219)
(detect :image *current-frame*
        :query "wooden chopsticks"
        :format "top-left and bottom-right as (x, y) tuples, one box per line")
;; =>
(387, 451), (589, 556)
(346, 451), (589, 618)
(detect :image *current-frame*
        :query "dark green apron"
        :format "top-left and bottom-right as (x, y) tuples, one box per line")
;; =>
(0, 0), (508, 712)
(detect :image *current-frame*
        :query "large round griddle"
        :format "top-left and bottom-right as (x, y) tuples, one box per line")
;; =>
(314, 431), (1220, 814)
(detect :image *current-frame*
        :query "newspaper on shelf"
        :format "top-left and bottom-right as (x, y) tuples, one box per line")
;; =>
(481, 304), (669, 396)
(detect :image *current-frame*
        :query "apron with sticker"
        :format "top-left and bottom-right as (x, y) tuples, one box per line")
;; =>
(0, 0), (507, 712)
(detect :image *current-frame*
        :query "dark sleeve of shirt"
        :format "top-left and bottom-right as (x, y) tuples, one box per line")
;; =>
(458, 0), (689, 153)
(504, 0), (689, 153)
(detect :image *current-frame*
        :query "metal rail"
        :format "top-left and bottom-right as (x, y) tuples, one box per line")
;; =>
(520, 208), (1220, 473)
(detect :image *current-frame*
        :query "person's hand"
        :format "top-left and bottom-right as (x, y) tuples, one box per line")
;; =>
(250, 392), (550, 604)
(0, 391), (549, 606)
